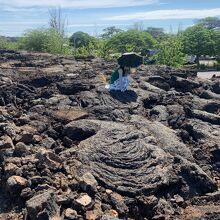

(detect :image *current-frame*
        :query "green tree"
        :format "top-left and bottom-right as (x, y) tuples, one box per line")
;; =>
(197, 17), (220, 29)
(69, 31), (96, 48)
(181, 25), (215, 65)
(69, 31), (100, 57)
(212, 30), (220, 56)
(19, 28), (71, 54)
(106, 30), (156, 54)
(101, 26), (123, 39)
(93, 39), (114, 59)
(154, 36), (186, 67)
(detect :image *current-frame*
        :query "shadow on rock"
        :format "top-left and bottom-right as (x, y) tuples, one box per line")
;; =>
(109, 90), (137, 103)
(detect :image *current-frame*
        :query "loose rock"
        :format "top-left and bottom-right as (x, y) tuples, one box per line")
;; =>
(79, 172), (98, 194)
(26, 191), (60, 220)
(75, 194), (93, 209)
(6, 175), (28, 194)
(0, 50), (219, 220)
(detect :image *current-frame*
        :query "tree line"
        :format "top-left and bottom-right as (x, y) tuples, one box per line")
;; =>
(1, 14), (220, 68)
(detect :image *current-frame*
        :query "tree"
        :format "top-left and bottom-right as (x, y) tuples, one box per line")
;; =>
(181, 25), (215, 65)
(212, 30), (220, 56)
(106, 30), (156, 54)
(101, 26), (123, 39)
(49, 6), (67, 37)
(154, 36), (186, 67)
(69, 31), (96, 48)
(69, 31), (99, 56)
(196, 17), (220, 29)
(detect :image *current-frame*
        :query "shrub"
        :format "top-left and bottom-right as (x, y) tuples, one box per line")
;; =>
(213, 61), (220, 70)
(19, 28), (72, 55)
(154, 37), (186, 67)
(0, 37), (9, 49)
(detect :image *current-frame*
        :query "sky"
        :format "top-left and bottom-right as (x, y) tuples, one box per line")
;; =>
(0, 0), (220, 37)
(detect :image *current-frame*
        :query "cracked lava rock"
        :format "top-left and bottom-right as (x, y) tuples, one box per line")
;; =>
(0, 49), (219, 220)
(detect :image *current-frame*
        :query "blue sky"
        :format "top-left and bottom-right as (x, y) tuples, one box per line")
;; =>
(0, 0), (220, 37)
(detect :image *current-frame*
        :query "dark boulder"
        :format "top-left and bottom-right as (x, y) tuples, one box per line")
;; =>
(57, 80), (92, 95)
(63, 120), (100, 141)
(26, 191), (60, 220)
(170, 76), (200, 92)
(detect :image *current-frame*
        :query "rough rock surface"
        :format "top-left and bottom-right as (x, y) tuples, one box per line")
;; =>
(0, 50), (219, 219)
(26, 191), (60, 220)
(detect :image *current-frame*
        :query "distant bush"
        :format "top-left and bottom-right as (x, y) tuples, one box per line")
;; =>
(153, 37), (186, 68)
(92, 40), (115, 59)
(74, 46), (90, 57)
(213, 61), (220, 70)
(0, 37), (9, 49)
(19, 28), (72, 55)
(71, 38), (114, 59)
(0, 37), (18, 50)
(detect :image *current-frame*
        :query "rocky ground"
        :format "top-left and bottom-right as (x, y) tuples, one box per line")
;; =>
(0, 49), (219, 220)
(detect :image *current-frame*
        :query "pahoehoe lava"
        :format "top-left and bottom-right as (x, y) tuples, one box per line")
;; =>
(78, 123), (175, 196)
(76, 120), (217, 199)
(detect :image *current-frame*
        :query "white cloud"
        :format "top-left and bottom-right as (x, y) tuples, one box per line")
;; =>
(0, 0), (158, 9)
(104, 8), (220, 20)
